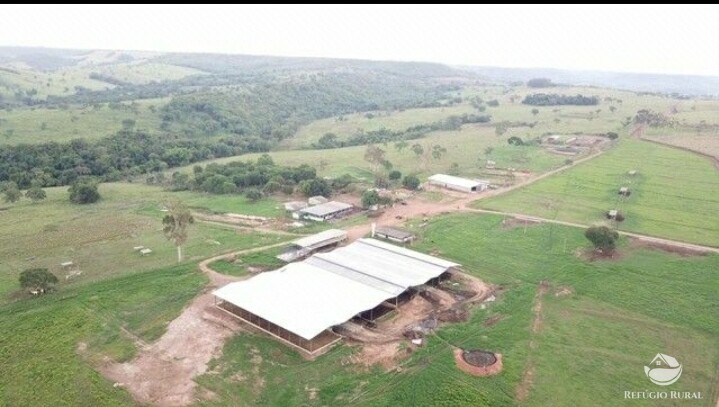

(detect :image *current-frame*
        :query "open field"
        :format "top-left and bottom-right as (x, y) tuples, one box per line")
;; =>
(0, 182), (290, 300)
(476, 138), (719, 246)
(0, 98), (167, 144)
(644, 128), (719, 160)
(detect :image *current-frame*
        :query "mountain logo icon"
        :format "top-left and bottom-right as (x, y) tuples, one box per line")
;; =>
(644, 353), (682, 386)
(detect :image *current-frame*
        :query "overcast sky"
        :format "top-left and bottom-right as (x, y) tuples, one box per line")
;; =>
(2, 5), (719, 76)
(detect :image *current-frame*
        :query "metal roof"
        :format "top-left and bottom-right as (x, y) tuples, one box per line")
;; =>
(213, 238), (459, 340)
(428, 174), (490, 189)
(375, 226), (415, 240)
(292, 229), (347, 249)
(299, 201), (353, 217)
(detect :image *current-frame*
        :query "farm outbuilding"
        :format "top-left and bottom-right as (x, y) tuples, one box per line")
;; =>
(618, 187), (631, 196)
(297, 201), (353, 222)
(276, 229), (348, 262)
(214, 238), (460, 354)
(428, 174), (490, 193)
(373, 225), (415, 243)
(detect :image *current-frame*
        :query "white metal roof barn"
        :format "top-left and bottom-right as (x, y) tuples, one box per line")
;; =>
(428, 174), (490, 193)
(213, 238), (459, 353)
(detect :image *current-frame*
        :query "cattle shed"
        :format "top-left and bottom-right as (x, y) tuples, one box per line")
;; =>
(428, 174), (490, 193)
(214, 238), (460, 354)
(298, 201), (353, 221)
(276, 229), (348, 262)
(373, 225), (415, 243)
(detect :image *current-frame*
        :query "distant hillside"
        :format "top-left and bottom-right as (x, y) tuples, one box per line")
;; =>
(464, 66), (719, 96)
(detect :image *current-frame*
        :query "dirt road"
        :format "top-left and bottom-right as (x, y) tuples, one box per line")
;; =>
(101, 241), (290, 406)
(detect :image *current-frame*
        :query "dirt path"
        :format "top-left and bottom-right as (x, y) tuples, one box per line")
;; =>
(516, 281), (549, 403)
(467, 208), (719, 254)
(101, 242), (289, 406)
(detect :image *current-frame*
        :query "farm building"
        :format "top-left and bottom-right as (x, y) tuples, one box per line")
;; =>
(276, 229), (348, 262)
(308, 196), (329, 206)
(618, 187), (631, 196)
(628, 170), (638, 176)
(428, 174), (490, 193)
(296, 201), (353, 221)
(607, 209), (619, 219)
(486, 160), (496, 169)
(545, 135), (562, 144)
(214, 238), (459, 354)
(373, 225), (415, 243)
(284, 201), (308, 211)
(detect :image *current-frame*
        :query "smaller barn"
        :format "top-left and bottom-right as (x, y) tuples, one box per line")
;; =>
(284, 201), (308, 211)
(607, 209), (624, 221)
(298, 201), (353, 221)
(277, 229), (348, 262)
(628, 170), (638, 176)
(545, 135), (562, 144)
(618, 187), (631, 196)
(308, 196), (329, 206)
(373, 225), (415, 243)
(428, 174), (490, 193)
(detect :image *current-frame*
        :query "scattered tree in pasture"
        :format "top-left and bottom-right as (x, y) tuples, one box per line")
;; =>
(484, 146), (494, 156)
(584, 225), (619, 253)
(1, 181), (22, 203)
(25, 186), (46, 202)
(531, 108), (540, 116)
(402, 175), (421, 190)
(394, 140), (409, 153)
(19, 268), (58, 294)
(162, 200), (194, 263)
(364, 145), (386, 172)
(606, 132), (619, 140)
(448, 162), (460, 176)
(609, 105), (617, 113)
(431, 145), (447, 160)
(68, 178), (101, 204)
(388, 170), (402, 181)
(410, 143), (424, 157)
(245, 188), (263, 202)
(507, 136), (524, 146)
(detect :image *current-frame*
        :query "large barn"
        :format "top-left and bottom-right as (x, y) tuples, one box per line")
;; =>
(213, 238), (459, 354)
(276, 229), (348, 262)
(296, 201), (353, 221)
(428, 174), (490, 193)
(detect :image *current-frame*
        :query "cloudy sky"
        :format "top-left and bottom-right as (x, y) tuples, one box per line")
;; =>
(2, 5), (718, 76)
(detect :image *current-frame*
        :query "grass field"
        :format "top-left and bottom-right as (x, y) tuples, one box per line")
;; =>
(644, 127), (719, 159)
(1, 213), (716, 406)
(0, 183), (289, 300)
(476, 138), (719, 245)
(208, 248), (285, 276)
(0, 98), (166, 144)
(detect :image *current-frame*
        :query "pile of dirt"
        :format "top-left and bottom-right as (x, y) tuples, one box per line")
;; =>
(436, 306), (469, 323)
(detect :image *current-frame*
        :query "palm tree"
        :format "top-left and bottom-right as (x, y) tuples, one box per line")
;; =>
(162, 200), (194, 263)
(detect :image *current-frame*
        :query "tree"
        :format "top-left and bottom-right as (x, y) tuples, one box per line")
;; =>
(245, 188), (263, 202)
(394, 140), (408, 153)
(162, 200), (194, 263)
(364, 145), (386, 172)
(527, 78), (553, 88)
(431, 145), (447, 160)
(25, 186), (46, 202)
(410, 143), (424, 158)
(448, 162), (460, 176)
(256, 153), (274, 166)
(507, 136), (524, 146)
(531, 108), (540, 116)
(19, 268), (58, 294)
(484, 146), (494, 156)
(361, 190), (381, 208)
(68, 178), (100, 204)
(402, 175), (421, 190)
(298, 178), (331, 197)
(606, 132), (619, 140)
(388, 170), (402, 181)
(584, 225), (619, 253)
(1, 181), (22, 203)
(609, 105), (617, 113)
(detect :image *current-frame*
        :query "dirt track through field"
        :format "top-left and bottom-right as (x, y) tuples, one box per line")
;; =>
(516, 281), (549, 403)
(100, 242), (288, 406)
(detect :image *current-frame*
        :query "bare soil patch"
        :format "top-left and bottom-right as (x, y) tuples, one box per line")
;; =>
(501, 216), (541, 230)
(576, 247), (624, 262)
(630, 237), (707, 257)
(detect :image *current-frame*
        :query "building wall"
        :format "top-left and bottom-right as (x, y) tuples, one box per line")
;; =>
(429, 180), (474, 193)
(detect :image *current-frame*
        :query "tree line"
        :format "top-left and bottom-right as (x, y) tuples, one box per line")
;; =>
(522, 93), (599, 106)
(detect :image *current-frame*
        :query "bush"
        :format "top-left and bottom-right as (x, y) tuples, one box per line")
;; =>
(507, 136), (524, 146)
(245, 188), (263, 202)
(388, 170), (402, 181)
(361, 190), (381, 208)
(298, 178), (331, 197)
(19, 268), (58, 294)
(68, 178), (100, 204)
(402, 175), (421, 190)
(606, 132), (619, 140)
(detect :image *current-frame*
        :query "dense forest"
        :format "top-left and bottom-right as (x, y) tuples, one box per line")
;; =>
(522, 93), (599, 106)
